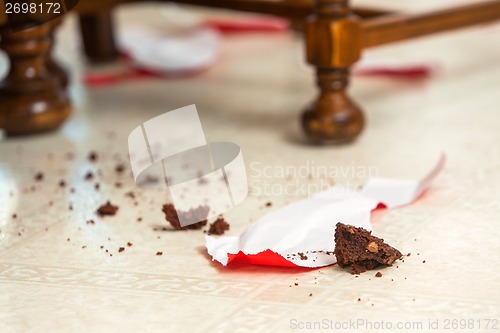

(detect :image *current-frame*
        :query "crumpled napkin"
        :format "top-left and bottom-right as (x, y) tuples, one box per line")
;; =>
(206, 154), (445, 268)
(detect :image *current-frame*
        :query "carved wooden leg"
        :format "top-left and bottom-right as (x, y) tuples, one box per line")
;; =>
(0, 23), (71, 136)
(79, 11), (118, 63)
(47, 19), (69, 88)
(302, 0), (364, 143)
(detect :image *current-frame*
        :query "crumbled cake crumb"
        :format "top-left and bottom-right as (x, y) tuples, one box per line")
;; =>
(115, 164), (125, 174)
(96, 201), (118, 216)
(375, 272), (383, 278)
(162, 203), (208, 230)
(208, 217), (230, 235)
(156, 251), (163, 256)
(88, 151), (98, 162)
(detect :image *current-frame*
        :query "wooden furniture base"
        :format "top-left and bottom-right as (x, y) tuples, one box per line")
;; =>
(79, 11), (119, 63)
(0, 22), (71, 136)
(1, 0), (499, 141)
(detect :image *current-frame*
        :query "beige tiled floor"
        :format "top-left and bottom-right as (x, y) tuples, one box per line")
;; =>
(1, 4), (500, 333)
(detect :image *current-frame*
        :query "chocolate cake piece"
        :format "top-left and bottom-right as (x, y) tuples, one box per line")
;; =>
(162, 203), (208, 230)
(96, 201), (119, 216)
(208, 217), (230, 235)
(334, 223), (402, 274)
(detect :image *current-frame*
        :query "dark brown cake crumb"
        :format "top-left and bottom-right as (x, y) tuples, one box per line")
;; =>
(115, 164), (125, 174)
(12, 214), (17, 219)
(86, 220), (95, 225)
(298, 252), (308, 260)
(96, 201), (119, 216)
(265, 202), (272, 207)
(161, 203), (208, 230)
(156, 251), (163, 256)
(34, 172), (44, 182)
(334, 223), (403, 275)
(88, 151), (98, 162)
(59, 180), (66, 188)
(208, 217), (230, 235)
(118, 247), (125, 253)
(375, 272), (383, 278)
(127, 242), (133, 247)
(84, 171), (94, 181)
(94, 183), (100, 191)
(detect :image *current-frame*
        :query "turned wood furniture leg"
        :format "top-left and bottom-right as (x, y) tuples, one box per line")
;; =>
(0, 23), (71, 136)
(47, 19), (69, 88)
(302, 0), (364, 143)
(79, 11), (118, 63)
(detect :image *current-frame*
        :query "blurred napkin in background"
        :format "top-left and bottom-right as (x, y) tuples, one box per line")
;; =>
(82, 5), (437, 86)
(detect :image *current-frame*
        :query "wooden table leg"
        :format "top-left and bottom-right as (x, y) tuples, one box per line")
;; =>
(0, 23), (71, 136)
(47, 19), (69, 88)
(302, 0), (364, 144)
(79, 11), (118, 63)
